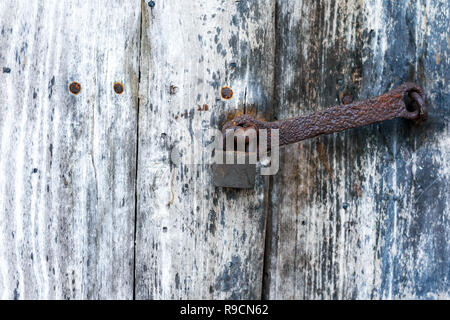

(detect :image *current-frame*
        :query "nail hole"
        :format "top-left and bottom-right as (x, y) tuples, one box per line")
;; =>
(69, 82), (81, 95)
(3, 67), (11, 73)
(221, 86), (233, 100)
(114, 82), (124, 95)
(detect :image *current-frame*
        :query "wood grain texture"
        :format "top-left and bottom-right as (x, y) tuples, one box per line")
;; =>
(0, 0), (448, 301)
(0, 0), (141, 299)
(135, 0), (275, 299)
(264, 0), (449, 299)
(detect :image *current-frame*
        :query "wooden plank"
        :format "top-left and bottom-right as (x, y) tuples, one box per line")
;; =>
(264, 0), (449, 299)
(0, 0), (141, 299)
(135, 0), (275, 299)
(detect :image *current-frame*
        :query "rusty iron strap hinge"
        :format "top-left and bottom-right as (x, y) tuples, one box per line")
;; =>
(222, 82), (426, 150)
(214, 82), (427, 188)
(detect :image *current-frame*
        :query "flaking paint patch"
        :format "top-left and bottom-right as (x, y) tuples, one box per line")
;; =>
(364, 0), (388, 91)
(214, 255), (244, 296)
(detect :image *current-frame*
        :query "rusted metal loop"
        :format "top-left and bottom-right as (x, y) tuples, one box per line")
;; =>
(400, 87), (427, 123)
(409, 91), (427, 121)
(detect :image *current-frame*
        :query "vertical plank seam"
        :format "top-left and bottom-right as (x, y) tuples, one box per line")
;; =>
(133, 0), (145, 301)
(243, 86), (247, 114)
(261, 0), (279, 300)
(261, 176), (273, 299)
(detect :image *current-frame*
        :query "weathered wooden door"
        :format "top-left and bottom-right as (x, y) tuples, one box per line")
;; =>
(0, 0), (448, 299)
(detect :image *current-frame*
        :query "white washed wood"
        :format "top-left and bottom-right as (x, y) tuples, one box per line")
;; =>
(0, 0), (140, 299)
(1, 0), (447, 301)
(265, 0), (450, 299)
(135, 0), (275, 299)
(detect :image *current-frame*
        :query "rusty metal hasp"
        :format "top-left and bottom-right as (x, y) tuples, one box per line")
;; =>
(213, 82), (427, 189)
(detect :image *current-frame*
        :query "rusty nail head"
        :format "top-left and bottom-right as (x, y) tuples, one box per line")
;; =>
(170, 85), (178, 95)
(221, 86), (233, 100)
(114, 82), (124, 94)
(69, 82), (81, 95)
